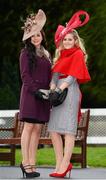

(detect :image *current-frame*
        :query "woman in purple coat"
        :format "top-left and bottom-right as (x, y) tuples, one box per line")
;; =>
(19, 10), (51, 178)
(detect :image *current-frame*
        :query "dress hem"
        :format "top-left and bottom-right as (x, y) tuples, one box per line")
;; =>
(48, 129), (76, 135)
(20, 118), (46, 124)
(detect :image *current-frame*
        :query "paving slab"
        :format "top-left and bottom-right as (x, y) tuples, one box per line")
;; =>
(0, 166), (106, 180)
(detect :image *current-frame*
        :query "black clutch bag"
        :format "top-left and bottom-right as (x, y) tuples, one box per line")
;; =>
(52, 88), (68, 107)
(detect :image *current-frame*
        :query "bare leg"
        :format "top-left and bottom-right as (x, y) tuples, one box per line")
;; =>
(21, 122), (34, 172)
(50, 132), (64, 172)
(57, 134), (75, 173)
(29, 124), (42, 169)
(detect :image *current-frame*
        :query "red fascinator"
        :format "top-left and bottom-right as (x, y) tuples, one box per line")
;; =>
(55, 10), (90, 48)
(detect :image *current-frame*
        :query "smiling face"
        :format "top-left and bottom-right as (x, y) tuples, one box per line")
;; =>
(62, 33), (76, 49)
(31, 31), (43, 48)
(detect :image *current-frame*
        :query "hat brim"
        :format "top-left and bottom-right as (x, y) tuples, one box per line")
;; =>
(22, 24), (44, 41)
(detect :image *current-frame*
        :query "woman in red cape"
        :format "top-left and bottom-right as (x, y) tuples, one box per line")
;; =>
(48, 11), (91, 178)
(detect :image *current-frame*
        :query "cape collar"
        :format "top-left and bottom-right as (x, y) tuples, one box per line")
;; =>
(60, 47), (80, 58)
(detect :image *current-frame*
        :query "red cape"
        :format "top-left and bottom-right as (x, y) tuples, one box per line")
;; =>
(52, 47), (91, 83)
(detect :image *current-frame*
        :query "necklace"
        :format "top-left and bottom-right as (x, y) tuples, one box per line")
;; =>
(36, 46), (44, 57)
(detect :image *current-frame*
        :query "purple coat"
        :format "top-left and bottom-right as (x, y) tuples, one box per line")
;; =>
(19, 48), (51, 123)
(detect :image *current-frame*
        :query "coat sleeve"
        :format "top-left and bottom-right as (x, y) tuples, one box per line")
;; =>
(19, 49), (38, 93)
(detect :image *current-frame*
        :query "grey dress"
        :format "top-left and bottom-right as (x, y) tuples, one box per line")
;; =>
(48, 73), (81, 135)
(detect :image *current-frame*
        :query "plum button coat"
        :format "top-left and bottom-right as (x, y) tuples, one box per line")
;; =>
(19, 48), (51, 123)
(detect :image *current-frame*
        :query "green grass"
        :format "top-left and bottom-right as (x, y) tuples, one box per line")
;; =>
(0, 146), (106, 167)
(87, 146), (106, 167)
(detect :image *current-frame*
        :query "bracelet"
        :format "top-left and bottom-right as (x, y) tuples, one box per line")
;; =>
(50, 89), (55, 93)
(55, 88), (63, 94)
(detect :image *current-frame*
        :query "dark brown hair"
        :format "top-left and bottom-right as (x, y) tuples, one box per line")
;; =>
(24, 30), (47, 73)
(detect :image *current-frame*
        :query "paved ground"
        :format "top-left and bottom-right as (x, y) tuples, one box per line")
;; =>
(0, 166), (106, 180)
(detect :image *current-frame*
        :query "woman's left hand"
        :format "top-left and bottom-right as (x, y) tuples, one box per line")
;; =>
(49, 88), (62, 103)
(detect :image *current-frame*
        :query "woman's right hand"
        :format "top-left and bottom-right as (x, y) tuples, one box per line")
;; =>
(34, 90), (45, 100)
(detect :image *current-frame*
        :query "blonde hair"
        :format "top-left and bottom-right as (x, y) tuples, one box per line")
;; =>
(53, 29), (88, 65)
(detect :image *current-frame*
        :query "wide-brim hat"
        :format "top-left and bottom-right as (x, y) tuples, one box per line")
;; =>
(22, 9), (46, 41)
(55, 10), (90, 48)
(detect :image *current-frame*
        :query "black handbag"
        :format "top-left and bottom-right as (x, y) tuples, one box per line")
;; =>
(52, 88), (68, 107)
